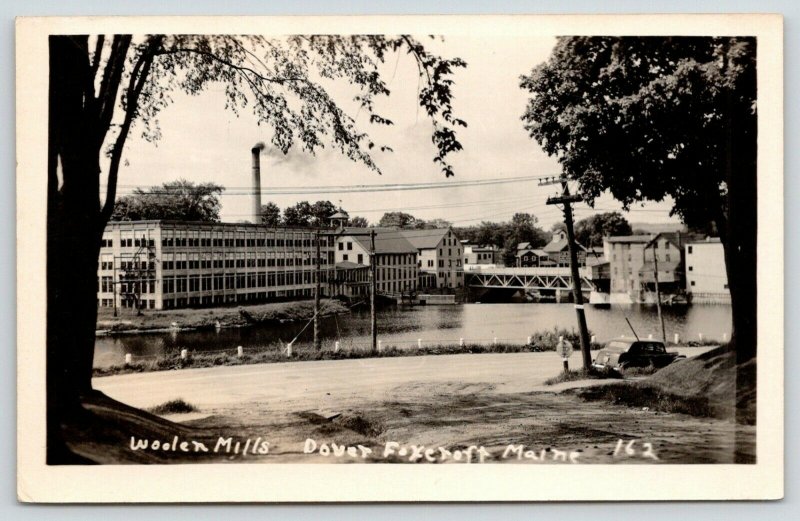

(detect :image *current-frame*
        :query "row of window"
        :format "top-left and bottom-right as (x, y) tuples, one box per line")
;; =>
(161, 256), (328, 270)
(160, 237), (332, 248)
(100, 238), (156, 249)
(438, 247), (461, 257)
(98, 270), (334, 296)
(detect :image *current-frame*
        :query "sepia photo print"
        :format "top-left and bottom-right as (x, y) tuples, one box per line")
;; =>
(17, 14), (783, 502)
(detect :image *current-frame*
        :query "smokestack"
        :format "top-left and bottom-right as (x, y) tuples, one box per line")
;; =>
(251, 142), (265, 224)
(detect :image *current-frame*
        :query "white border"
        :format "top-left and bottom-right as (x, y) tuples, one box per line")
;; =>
(16, 14), (784, 502)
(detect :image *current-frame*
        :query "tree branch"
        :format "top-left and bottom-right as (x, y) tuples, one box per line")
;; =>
(95, 35), (132, 143)
(100, 37), (161, 225)
(88, 35), (105, 95)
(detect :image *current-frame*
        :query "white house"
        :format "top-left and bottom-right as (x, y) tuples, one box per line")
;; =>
(399, 228), (463, 289)
(335, 228), (419, 295)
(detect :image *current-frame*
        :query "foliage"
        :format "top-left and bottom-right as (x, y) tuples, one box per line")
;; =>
(454, 212), (549, 265)
(528, 326), (601, 351)
(544, 367), (620, 386)
(574, 212), (632, 247)
(146, 399), (198, 415)
(378, 211), (419, 229)
(347, 215), (370, 227)
(520, 37), (757, 359)
(419, 218), (453, 229)
(111, 179), (224, 221)
(520, 37), (755, 225)
(260, 202), (282, 225)
(280, 199), (340, 227)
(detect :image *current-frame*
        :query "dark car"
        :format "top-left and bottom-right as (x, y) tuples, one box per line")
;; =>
(592, 339), (686, 372)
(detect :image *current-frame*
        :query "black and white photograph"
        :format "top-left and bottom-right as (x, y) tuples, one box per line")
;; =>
(16, 14), (783, 502)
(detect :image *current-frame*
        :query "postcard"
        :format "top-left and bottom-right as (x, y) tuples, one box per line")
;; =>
(16, 14), (783, 502)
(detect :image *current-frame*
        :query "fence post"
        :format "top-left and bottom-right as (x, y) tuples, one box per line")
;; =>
(674, 333), (680, 344)
(417, 339), (422, 349)
(124, 353), (132, 366)
(237, 346), (243, 358)
(722, 333), (728, 342)
(527, 336), (532, 345)
(698, 333), (704, 342)
(493, 337), (497, 346)
(180, 349), (188, 360)
(334, 341), (340, 353)
(459, 338), (464, 347)
(378, 340), (383, 353)
(590, 335), (596, 344)
(287, 342), (293, 357)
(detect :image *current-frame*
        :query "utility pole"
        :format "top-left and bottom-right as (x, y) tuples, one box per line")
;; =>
(313, 230), (321, 350)
(647, 235), (667, 343)
(543, 175), (592, 369)
(370, 229), (377, 352)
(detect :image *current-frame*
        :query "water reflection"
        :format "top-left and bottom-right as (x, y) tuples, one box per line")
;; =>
(94, 303), (732, 368)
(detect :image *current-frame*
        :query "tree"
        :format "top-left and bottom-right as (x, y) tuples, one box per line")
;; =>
(521, 36), (756, 362)
(282, 201), (313, 226)
(503, 213), (549, 265)
(111, 179), (224, 221)
(348, 216), (369, 227)
(574, 212), (632, 247)
(309, 200), (339, 227)
(260, 202), (282, 226)
(418, 218), (453, 229)
(378, 211), (418, 229)
(47, 34), (466, 463)
(281, 200), (339, 227)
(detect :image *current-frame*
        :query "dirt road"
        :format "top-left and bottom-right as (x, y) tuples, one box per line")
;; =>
(92, 347), (754, 464)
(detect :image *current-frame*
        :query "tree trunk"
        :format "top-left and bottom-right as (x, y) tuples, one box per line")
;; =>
(47, 36), (105, 464)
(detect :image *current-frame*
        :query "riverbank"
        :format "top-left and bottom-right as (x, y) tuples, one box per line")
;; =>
(96, 299), (350, 334)
(92, 334), (716, 377)
(92, 341), (576, 377)
(83, 346), (749, 464)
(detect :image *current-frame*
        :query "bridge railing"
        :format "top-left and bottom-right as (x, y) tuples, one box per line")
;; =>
(464, 265), (591, 278)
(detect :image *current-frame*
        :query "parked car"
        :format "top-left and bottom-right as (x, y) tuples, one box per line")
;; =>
(592, 339), (686, 372)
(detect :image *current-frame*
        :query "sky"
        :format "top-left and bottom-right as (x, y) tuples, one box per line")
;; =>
(109, 34), (681, 231)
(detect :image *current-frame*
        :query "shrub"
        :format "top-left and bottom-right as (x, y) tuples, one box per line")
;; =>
(146, 399), (198, 415)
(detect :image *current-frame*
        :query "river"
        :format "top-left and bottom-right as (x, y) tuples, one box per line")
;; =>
(93, 303), (732, 368)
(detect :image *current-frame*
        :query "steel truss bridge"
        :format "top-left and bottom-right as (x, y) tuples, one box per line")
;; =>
(464, 266), (595, 292)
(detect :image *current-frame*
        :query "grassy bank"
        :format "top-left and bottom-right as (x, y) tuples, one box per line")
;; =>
(544, 367), (620, 385)
(96, 343), (568, 377)
(574, 345), (756, 425)
(93, 326), (603, 377)
(96, 299), (349, 333)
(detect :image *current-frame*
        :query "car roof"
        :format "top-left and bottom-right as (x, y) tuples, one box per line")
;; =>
(607, 339), (665, 350)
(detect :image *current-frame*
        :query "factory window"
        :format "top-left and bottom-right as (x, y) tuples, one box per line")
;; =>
(347, 242), (353, 251)
(691, 281), (696, 286)
(343, 254), (349, 261)
(688, 246), (693, 254)
(338, 242), (344, 251)
(357, 254), (363, 264)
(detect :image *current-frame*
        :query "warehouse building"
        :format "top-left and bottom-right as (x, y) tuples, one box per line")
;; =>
(97, 220), (336, 311)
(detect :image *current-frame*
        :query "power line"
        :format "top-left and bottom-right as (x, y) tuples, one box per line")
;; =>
(104, 174), (557, 196)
